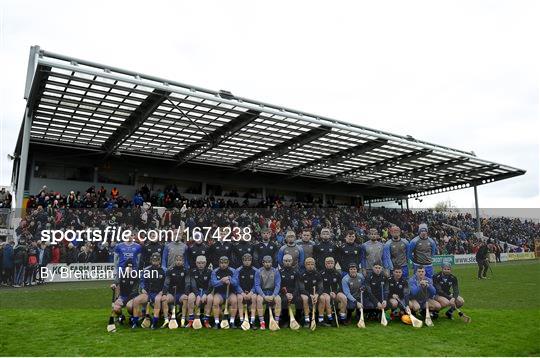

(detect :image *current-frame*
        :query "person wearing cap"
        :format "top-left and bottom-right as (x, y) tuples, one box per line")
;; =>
(383, 225), (410, 279)
(232, 236), (254, 268)
(234, 253), (258, 328)
(277, 230), (304, 271)
(187, 255), (213, 328)
(208, 229), (233, 269)
(132, 252), (166, 329)
(313, 228), (337, 271)
(364, 262), (389, 320)
(161, 255), (191, 328)
(407, 223), (438, 278)
(295, 227), (315, 260)
(433, 263), (465, 319)
(299, 257), (323, 327)
(186, 232), (209, 268)
(387, 266), (409, 317)
(253, 227), (278, 268)
(342, 262), (366, 323)
(338, 230), (363, 278)
(210, 256), (239, 328)
(362, 228), (391, 277)
(255, 255), (282, 330)
(110, 259), (138, 326)
(279, 254), (302, 328)
(408, 265), (440, 316)
(319, 257), (348, 326)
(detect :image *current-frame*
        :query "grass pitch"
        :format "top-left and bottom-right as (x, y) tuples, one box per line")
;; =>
(1, 260), (539, 356)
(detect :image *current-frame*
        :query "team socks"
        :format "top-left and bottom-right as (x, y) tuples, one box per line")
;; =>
(275, 315), (280, 322)
(305, 316), (310, 323)
(318, 315), (324, 322)
(204, 315), (210, 321)
(214, 318), (220, 325)
(189, 314), (194, 321)
(250, 316), (255, 324)
(327, 314), (333, 321)
(339, 313), (347, 320)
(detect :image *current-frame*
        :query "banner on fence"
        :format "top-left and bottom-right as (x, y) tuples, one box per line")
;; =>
(506, 252), (536, 261)
(432, 255), (455, 266)
(453, 254), (477, 265)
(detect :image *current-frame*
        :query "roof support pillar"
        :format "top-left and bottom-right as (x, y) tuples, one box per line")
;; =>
(202, 182), (207, 196)
(474, 185), (481, 233)
(16, 108), (32, 212)
(406, 198), (409, 210)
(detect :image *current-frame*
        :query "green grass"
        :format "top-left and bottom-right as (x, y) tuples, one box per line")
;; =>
(1, 261), (539, 356)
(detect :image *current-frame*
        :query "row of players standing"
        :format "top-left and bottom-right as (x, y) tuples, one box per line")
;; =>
(116, 224), (438, 278)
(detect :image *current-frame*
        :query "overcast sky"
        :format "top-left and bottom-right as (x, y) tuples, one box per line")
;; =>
(0, 0), (538, 210)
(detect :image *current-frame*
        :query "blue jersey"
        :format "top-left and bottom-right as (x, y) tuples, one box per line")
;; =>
(114, 242), (142, 269)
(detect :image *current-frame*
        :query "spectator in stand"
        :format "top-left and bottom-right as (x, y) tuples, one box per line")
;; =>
(133, 192), (144, 207)
(1, 239), (14, 286)
(13, 237), (28, 287)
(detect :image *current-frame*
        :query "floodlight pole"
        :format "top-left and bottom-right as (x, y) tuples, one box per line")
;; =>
(474, 185), (481, 233)
(405, 198), (409, 210)
(16, 108), (32, 211)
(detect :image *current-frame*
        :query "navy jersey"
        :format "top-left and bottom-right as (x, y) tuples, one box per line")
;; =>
(187, 243), (209, 268)
(279, 267), (300, 296)
(321, 268), (342, 293)
(234, 266), (257, 293)
(365, 271), (389, 304)
(388, 276), (409, 300)
(118, 275), (139, 300)
(339, 242), (362, 269)
(140, 265), (166, 294)
(163, 266), (190, 295)
(299, 270), (323, 296)
(189, 267), (212, 295)
(232, 241), (254, 267)
(208, 242), (233, 268)
(254, 241), (278, 267)
(433, 272), (459, 299)
(141, 243), (164, 268)
(313, 241), (338, 270)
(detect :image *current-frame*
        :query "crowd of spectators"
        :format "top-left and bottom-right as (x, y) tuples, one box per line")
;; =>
(0, 187), (12, 209)
(0, 185), (538, 288)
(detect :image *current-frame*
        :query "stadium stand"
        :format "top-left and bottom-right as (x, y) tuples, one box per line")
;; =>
(3, 46), (536, 288)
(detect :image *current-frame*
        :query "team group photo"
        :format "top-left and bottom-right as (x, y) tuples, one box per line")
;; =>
(106, 224), (470, 332)
(0, 0), (539, 357)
